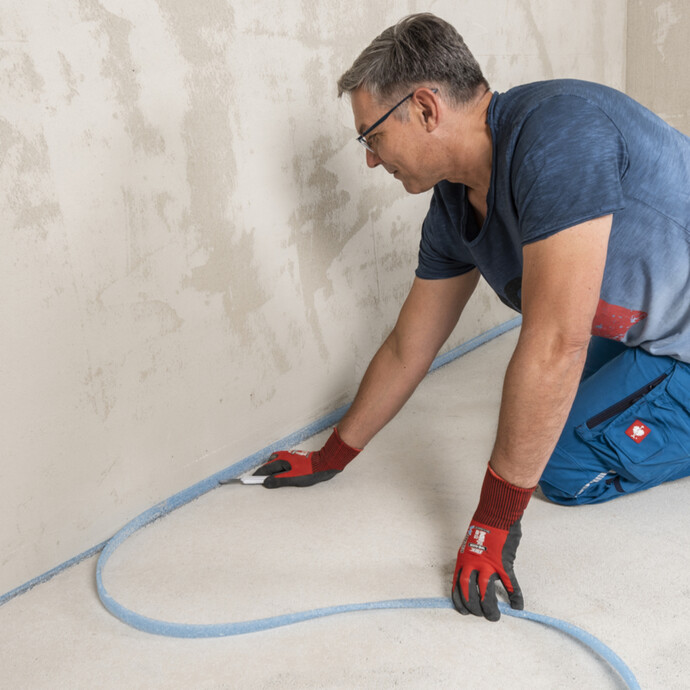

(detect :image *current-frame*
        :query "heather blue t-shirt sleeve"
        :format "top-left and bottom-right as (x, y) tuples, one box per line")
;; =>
(511, 95), (628, 244)
(416, 183), (476, 279)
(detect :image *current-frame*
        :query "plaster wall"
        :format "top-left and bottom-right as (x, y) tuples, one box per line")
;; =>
(1, 0), (627, 594)
(627, 0), (689, 135)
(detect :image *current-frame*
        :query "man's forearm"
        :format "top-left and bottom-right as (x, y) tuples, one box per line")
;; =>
(489, 330), (590, 488)
(336, 334), (433, 449)
(336, 272), (479, 450)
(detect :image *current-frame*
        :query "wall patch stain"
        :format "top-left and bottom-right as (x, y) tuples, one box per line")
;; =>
(15, 201), (61, 233)
(57, 51), (80, 103)
(0, 47), (45, 102)
(78, 0), (165, 155)
(157, 1), (275, 350)
(288, 125), (409, 360)
(653, 1), (680, 58)
(2, 120), (61, 241)
(518, 0), (554, 79)
(83, 365), (117, 421)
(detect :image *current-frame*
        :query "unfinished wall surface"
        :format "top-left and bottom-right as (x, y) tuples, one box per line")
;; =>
(1, 0), (627, 594)
(627, 0), (689, 135)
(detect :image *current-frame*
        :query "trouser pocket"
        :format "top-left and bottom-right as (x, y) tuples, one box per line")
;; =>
(575, 361), (690, 487)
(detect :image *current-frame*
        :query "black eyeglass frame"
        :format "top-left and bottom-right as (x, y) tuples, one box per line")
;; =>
(356, 88), (438, 153)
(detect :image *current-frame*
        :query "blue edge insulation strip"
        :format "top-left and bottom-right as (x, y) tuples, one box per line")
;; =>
(1, 316), (640, 689)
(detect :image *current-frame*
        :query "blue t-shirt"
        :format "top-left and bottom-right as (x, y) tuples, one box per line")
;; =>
(416, 79), (690, 362)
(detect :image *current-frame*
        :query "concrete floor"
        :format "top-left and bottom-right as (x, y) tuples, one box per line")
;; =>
(1, 328), (688, 689)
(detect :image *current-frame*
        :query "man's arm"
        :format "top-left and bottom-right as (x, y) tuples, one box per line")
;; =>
(452, 214), (612, 620)
(489, 215), (612, 486)
(338, 270), (480, 448)
(255, 270), (479, 487)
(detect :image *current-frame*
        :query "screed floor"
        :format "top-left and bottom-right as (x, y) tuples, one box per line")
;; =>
(1, 328), (689, 690)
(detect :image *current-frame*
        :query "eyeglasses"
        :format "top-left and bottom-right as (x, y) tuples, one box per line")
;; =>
(357, 92), (413, 153)
(356, 88), (438, 154)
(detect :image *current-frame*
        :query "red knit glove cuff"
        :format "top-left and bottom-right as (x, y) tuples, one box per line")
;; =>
(472, 464), (536, 530)
(311, 428), (361, 473)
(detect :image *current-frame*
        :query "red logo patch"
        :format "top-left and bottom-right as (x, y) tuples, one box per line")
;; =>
(625, 420), (651, 443)
(591, 299), (648, 341)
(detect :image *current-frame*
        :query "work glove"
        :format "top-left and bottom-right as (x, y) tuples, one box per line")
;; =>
(452, 464), (535, 621)
(253, 428), (361, 488)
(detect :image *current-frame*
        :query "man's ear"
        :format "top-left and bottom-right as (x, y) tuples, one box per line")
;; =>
(413, 88), (440, 131)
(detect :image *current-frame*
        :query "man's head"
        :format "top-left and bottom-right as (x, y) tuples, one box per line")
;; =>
(338, 13), (488, 110)
(338, 14), (490, 194)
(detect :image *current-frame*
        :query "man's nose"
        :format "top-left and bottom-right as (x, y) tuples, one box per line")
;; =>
(366, 148), (381, 168)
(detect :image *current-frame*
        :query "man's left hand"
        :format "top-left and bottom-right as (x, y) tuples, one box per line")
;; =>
(451, 518), (523, 621)
(451, 464), (535, 621)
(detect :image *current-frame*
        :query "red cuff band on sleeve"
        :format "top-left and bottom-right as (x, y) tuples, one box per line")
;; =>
(311, 428), (361, 473)
(472, 464), (536, 530)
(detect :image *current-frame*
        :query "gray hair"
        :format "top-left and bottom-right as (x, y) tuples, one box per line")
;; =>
(337, 13), (488, 109)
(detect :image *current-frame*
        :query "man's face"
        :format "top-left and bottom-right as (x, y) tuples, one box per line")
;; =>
(350, 88), (437, 194)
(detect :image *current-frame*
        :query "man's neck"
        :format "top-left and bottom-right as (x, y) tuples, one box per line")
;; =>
(444, 89), (493, 194)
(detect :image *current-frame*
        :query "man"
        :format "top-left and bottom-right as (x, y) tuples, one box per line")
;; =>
(254, 13), (690, 621)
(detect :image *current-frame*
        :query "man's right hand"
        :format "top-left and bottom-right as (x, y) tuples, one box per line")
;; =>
(253, 428), (361, 488)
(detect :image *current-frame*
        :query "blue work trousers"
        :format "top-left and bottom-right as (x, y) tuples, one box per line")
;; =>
(540, 337), (690, 505)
